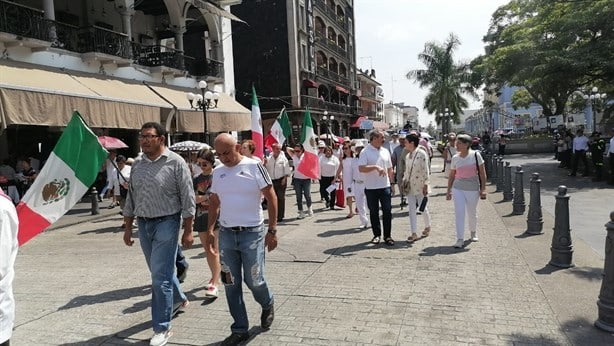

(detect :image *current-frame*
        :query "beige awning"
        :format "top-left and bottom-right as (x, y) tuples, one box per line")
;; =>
(0, 63), (163, 129)
(191, 0), (246, 23)
(149, 85), (251, 133)
(0, 62), (251, 132)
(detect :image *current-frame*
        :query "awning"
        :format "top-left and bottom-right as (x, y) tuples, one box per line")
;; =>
(335, 85), (349, 94)
(0, 63), (163, 130)
(192, 0), (246, 23)
(0, 62), (251, 133)
(303, 79), (320, 88)
(350, 116), (367, 128)
(373, 121), (389, 130)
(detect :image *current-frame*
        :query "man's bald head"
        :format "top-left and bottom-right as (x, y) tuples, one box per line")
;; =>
(214, 133), (241, 167)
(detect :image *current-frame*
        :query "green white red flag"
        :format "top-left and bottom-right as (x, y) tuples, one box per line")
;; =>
(251, 86), (264, 159)
(16, 112), (108, 245)
(296, 109), (320, 179)
(264, 107), (291, 149)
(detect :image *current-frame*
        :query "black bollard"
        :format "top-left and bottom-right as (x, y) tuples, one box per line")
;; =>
(549, 186), (574, 268)
(496, 158), (505, 192)
(489, 155), (498, 184)
(512, 166), (526, 215)
(91, 187), (99, 215)
(595, 211), (614, 332)
(484, 153), (492, 180)
(525, 173), (543, 235)
(503, 161), (513, 201)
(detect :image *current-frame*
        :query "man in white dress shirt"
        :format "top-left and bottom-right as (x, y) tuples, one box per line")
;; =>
(569, 129), (590, 177)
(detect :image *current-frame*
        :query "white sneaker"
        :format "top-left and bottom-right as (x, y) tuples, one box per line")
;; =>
(307, 207), (314, 216)
(150, 330), (172, 346)
(205, 282), (219, 297)
(297, 211), (305, 219)
(470, 232), (479, 242)
(453, 239), (464, 248)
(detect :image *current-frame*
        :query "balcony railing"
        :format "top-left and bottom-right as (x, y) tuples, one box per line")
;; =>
(316, 66), (349, 86)
(313, 0), (348, 31)
(315, 32), (348, 59)
(0, 0), (48, 41)
(51, 21), (79, 51)
(78, 25), (131, 58)
(301, 95), (353, 115)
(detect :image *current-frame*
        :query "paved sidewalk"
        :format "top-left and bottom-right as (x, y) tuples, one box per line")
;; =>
(11, 158), (614, 345)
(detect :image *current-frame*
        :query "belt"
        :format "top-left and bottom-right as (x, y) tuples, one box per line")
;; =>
(223, 224), (262, 232)
(138, 214), (177, 222)
(353, 180), (364, 184)
(272, 177), (285, 181)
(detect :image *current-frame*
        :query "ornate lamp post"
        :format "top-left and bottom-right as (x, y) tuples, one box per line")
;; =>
(322, 111), (335, 146)
(186, 80), (220, 143)
(439, 107), (454, 137)
(583, 87), (607, 133)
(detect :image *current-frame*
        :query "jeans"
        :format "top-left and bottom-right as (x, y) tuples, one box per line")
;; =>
(137, 213), (187, 333)
(219, 224), (274, 333)
(176, 246), (188, 273)
(292, 178), (312, 211)
(365, 187), (392, 239)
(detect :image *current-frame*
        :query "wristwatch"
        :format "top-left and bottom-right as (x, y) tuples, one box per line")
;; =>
(267, 229), (277, 236)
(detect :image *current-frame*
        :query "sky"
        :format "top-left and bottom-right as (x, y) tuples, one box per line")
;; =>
(354, 0), (510, 127)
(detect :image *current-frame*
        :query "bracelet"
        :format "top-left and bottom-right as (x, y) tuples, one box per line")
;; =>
(267, 229), (277, 236)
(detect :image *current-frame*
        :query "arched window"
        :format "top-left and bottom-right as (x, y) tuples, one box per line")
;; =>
(328, 0), (336, 10)
(327, 27), (337, 44)
(337, 35), (346, 50)
(315, 16), (325, 37)
(339, 63), (347, 77)
(316, 51), (327, 70)
(328, 57), (338, 74)
(336, 5), (345, 23)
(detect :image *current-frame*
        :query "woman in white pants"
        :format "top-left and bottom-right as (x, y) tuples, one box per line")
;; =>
(402, 133), (431, 243)
(351, 144), (369, 228)
(446, 134), (487, 248)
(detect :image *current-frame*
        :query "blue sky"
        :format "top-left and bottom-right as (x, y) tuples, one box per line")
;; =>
(354, 0), (510, 127)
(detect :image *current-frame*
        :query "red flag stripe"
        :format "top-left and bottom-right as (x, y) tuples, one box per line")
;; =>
(16, 201), (52, 246)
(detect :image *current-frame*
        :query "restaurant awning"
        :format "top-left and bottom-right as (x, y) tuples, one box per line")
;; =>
(0, 62), (251, 132)
(335, 85), (349, 94)
(303, 79), (320, 88)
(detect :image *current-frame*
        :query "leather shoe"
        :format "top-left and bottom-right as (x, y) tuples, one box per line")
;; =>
(221, 332), (249, 346)
(261, 303), (274, 329)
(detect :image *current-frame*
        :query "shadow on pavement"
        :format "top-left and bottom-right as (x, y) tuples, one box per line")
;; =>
(78, 225), (123, 235)
(568, 266), (604, 281)
(324, 241), (383, 257)
(418, 244), (471, 256)
(561, 317), (614, 344)
(58, 285), (151, 311)
(515, 232), (544, 239)
(534, 264), (567, 275)
(317, 227), (365, 238)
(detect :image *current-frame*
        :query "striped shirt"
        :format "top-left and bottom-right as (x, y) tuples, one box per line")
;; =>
(123, 148), (195, 219)
(451, 150), (484, 191)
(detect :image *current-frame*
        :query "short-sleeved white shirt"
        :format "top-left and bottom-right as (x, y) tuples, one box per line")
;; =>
(211, 157), (272, 227)
(356, 144), (392, 189)
(290, 154), (310, 179)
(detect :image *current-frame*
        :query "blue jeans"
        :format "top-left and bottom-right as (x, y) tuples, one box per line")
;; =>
(365, 187), (392, 239)
(292, 178), (312, 211)
(137, 213), (187, 333)
(219, 224), (274, 333)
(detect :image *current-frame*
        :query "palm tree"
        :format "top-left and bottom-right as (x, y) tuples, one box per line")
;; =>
(406, 33), (475, 133)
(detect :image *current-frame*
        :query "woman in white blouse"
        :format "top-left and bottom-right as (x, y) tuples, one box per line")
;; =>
(336, 143), (355, 218)
(319, 146), (340, 210)
(402, 133), (431, 243)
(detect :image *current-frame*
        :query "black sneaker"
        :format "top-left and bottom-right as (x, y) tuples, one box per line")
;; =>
(261, 303), (274, 329)
(221, 332), (249, 346)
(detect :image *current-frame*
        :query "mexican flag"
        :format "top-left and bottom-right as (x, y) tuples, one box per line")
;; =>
(251, 85), (264, 159)
(296, 109), (319, 179)
(264, 107), (291, 149)
(16, 112), (108, 245)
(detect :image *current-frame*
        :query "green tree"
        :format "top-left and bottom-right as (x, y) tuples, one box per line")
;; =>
(511, 89), (533, 110)
(474, 0), (614, 116)
(406, 33), (475, 129)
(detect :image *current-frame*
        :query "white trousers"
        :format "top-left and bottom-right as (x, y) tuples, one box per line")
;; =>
(452, 188), (479, 240)
(353, 183), (369, 226)
(406, 194), (431, 234)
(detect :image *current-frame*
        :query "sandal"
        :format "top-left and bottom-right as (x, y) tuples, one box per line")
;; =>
(384, 238), (395, 246)
(422, 227), (431, 237)
(371, 236), (380, 244)
(346, 213), (354, 218)
(407, 233), (419, 243)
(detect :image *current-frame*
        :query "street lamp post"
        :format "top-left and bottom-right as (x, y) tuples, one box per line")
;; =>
(439, 107), (454, 137)
(186, 80), (220, 143)
(322, 111), (334, 146)
(583, 86), (607, 133)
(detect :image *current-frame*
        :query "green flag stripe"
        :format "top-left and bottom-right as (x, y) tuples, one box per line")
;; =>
(280, 110), (292, 137)
(300, 108), (313, 143)
(53, 112), (109, 186)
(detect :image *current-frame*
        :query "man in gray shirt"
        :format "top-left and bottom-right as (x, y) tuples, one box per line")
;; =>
(122, 122), (195, 346)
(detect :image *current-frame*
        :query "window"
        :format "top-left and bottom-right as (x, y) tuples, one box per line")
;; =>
(301, 43), (308, 69)
(299, 5), (306, 30)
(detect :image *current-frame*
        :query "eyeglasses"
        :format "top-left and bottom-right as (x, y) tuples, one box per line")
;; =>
(138, 134), (161, 141)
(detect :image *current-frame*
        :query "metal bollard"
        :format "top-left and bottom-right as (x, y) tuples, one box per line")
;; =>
(91, 187), (99, 215)
(490, 154), (498, 184)
(549, 186), (574, 268)
(484, 153), (492, 180)
(512, 166), (526, 215)
(525, 173), (543, 235)
(503, 162), (513, 201)
(595, 211), (614, 332)
(496, 158), (504, 192)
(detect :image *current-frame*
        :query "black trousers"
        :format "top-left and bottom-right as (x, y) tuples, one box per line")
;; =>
(609, 155), (614, 183)
(571, 150), (590, 175)
(319, 176), (336, 209)
(272, 178), (287, 220)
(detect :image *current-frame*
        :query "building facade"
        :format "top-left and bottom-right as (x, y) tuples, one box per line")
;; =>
(231, 0), (361, 141)
(0, 0), (250, 161)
